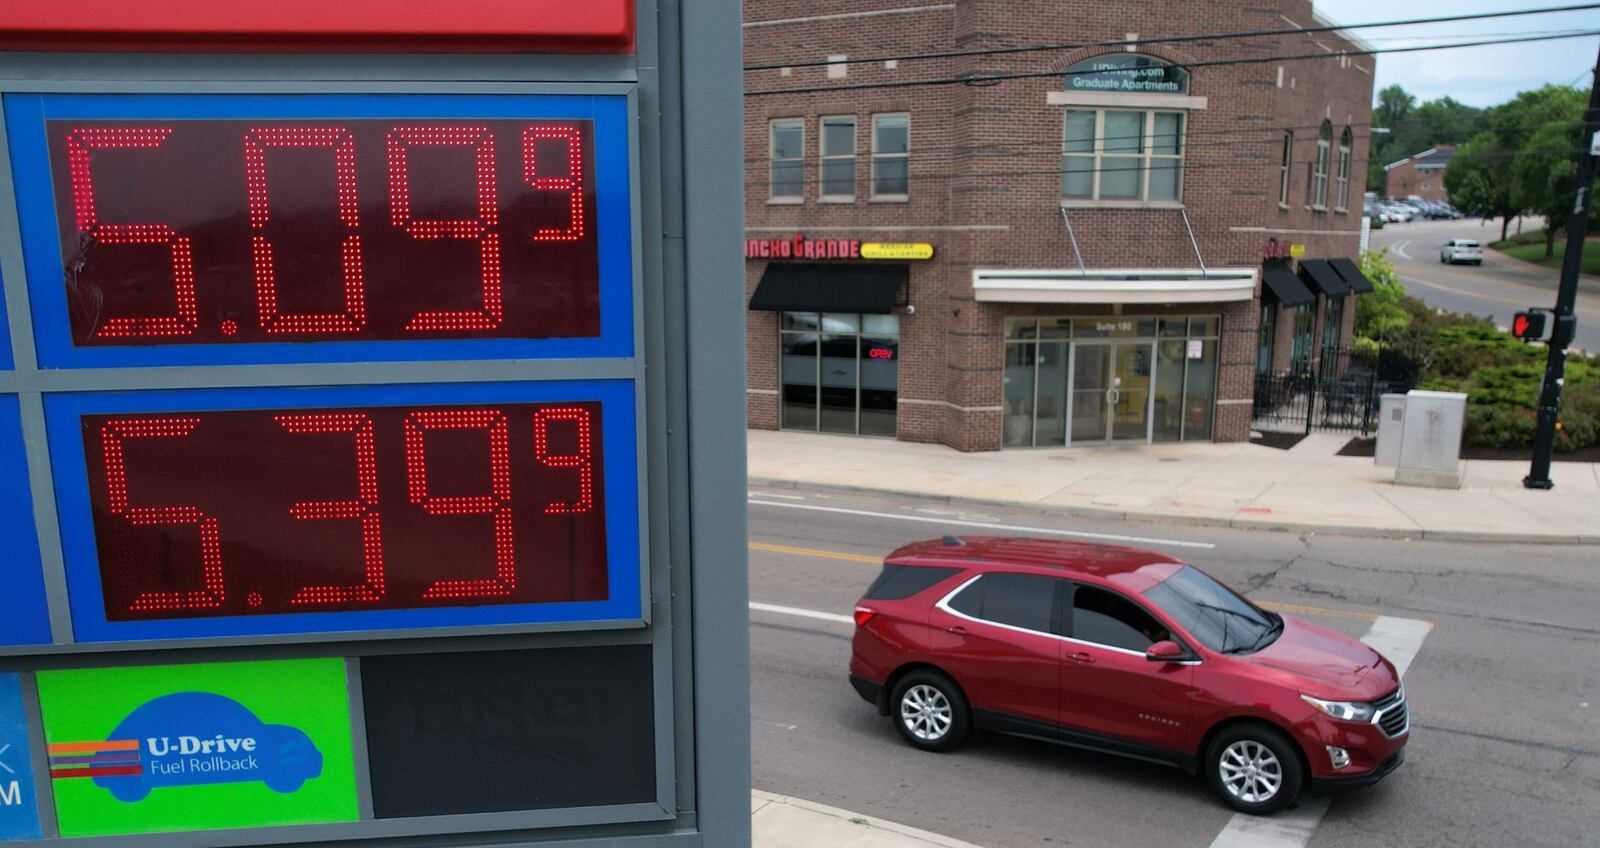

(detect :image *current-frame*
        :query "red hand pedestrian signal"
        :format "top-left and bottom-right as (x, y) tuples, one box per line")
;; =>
(1512, 310), (1547, 341)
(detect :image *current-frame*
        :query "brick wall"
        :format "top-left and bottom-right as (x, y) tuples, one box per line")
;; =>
(743, 0), (1374, 450)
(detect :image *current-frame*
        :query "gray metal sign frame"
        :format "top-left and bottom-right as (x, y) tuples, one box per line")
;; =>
(0, 0), (750, 844)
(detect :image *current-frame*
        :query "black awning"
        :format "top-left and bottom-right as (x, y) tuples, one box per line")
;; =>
(1262, 262), (1315, 307)
(1298, 258), (1350, 298)
(748, 263), (906, 314)
(1329, 257), (1375, 294)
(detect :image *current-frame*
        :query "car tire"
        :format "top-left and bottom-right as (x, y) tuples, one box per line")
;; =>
(1205, 724), (1305, 815)
(890, 670), (970, 752)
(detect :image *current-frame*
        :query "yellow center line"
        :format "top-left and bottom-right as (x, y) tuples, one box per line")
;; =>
(749, 540), (1413, 625)
(749, 541), (883, 564)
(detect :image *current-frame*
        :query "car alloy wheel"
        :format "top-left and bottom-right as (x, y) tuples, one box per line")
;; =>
(1219, 740), (1283, 804)
(900, 684), (953, 742)
(889, 669), (969, 751)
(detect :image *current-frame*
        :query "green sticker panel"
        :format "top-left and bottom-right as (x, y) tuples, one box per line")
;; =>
(36, 658), (358, 838)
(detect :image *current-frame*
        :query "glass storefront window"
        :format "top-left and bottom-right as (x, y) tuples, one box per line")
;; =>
(1154, 340), (1186, 442)
(1004, 314), (1219, 447)
(1005, 318), (1038, 340)
(1257, 303), (1275, 376)
(998, 313), (1209, 444)
(781, 312), (898, 436)
(1004, 343), (1037, 447)
(1321, 296), (1344, 352)
(1291, 305), (1315, 373)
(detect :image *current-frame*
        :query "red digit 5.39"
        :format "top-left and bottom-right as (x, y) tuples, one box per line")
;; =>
(84, 402), (607, 621)
(51, 119), (598, 345)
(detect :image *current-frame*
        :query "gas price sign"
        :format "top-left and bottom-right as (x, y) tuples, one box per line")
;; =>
(9, 93), (636, 368)
(0, 91), (644, 645)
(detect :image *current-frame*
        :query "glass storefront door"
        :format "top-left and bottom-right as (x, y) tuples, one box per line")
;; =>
(1003, 315), (1217, 448)
(1070, 342), (1152, 444)
(1109, 342), (1153, 441)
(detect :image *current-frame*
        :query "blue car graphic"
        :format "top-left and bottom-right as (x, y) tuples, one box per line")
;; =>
(94, 692), (322, 803)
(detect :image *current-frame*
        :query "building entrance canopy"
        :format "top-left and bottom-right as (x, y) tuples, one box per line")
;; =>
(972, 267), (1255, 304)
(750, 262), (906, 314)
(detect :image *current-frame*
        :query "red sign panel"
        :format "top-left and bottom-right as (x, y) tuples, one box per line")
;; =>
(49, 119), (598, 345)
(0, 1), (634, 52)
(82, 402), (608, 621)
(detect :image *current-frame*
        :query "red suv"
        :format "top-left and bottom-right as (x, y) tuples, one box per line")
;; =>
(849, 537), (1408, 814)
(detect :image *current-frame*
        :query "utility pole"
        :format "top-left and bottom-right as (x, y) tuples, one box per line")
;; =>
(1525, 43), (1600, 489)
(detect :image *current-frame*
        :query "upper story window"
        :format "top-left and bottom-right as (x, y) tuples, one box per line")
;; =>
(1278, 132), (1293, 207)
(871, 113), (910, 200)
(1310, 120), (1332, 210)
(1062, 108), (1185, 202)
(819, 115), (857, 201)
(769, 118), (804, 202)
(1335, 127), (1352, 211)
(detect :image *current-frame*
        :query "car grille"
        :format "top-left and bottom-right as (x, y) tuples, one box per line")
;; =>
(1373, 688), (1408, 738)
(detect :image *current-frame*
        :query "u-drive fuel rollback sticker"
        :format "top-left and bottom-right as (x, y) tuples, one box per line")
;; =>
(35, 659), (357, 837)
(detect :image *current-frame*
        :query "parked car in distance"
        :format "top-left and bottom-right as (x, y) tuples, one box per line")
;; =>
(1441, 239), (1483, 265)
(850, 536), (1409, 815)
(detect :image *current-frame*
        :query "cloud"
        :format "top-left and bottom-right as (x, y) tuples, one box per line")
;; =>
(1314, 0), (1597, 106)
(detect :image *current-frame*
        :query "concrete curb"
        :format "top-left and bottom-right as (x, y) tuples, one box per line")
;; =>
(752, 790), (987, 848)
(746, 477), (1595, 545)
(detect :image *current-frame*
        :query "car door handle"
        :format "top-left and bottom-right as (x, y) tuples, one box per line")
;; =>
(1067, 651), (1096, 664)
(944, 625), (967, 636)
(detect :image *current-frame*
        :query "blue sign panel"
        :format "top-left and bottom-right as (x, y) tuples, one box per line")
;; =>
(0, 395), (51, 648)
(0, 673), (43, 841)
(0, 264), (13, 370)
(45, 379), (641, 644)
(6, 92), (634, 369)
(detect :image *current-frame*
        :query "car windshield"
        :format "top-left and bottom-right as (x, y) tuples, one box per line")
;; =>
(1143, 565), (1279, 654)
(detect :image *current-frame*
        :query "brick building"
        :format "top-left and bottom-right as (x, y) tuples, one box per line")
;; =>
(1383, 146), (1455, 203)
(743, 1), (1376, 451)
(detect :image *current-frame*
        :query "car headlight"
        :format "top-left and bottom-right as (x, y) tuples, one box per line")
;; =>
(1300, 694), (1376, 722)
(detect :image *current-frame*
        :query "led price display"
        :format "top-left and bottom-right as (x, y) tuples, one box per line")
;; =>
(80, 402), (607, 621)
(46, 119), (597, 345)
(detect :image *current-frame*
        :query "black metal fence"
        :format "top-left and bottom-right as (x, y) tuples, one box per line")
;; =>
(1252, 348), (1413, 435)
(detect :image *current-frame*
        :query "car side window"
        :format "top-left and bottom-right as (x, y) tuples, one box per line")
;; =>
(1071, 584), (1169, 652)
(947, 573), (1057, 634)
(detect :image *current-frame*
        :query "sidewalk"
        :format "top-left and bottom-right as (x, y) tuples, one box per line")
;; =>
(747, 429), (1600, 544)
(752, 791), (985, 848)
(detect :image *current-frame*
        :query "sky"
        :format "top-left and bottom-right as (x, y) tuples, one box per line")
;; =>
(1313, 0), (1598, 107)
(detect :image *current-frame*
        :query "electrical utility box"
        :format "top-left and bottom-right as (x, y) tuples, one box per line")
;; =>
(0, 2), (750, 846)
(1394, 390), (1467, 489)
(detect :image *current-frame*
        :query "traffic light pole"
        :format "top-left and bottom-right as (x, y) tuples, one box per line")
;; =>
(1525, 42), (1600, 490)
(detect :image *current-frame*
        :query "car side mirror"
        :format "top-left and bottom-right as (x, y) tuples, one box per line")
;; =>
(1145, 640), (1187, 662)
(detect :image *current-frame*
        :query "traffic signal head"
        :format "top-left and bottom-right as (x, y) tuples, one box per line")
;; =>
(1512, 310), (1547, 341)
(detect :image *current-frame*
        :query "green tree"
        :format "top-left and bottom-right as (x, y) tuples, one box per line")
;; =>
(1508, 87), (1591, 257)
(1355, 248), (1409, 342)
(1366, 86), (1483, 192)
(1445, 132), (1520, 241)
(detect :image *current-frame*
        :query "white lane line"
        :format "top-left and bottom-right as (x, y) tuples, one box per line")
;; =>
(1361, 616), (1433, 677)
(750, 601), (854, 625)
(1206, 615), (1431, 848)
(747, 499), (1216, 550)
(1392, 239), (1412, 259)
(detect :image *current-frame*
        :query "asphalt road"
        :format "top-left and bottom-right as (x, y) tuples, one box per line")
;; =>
(747, 484), (1600, 848)
(1371, 217), (1600, 353)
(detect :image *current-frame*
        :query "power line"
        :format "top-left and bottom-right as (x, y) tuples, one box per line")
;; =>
(746, 29), (1600, 97)
(744, 3), (1600, 71)
(752, 147), (1587, 192)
